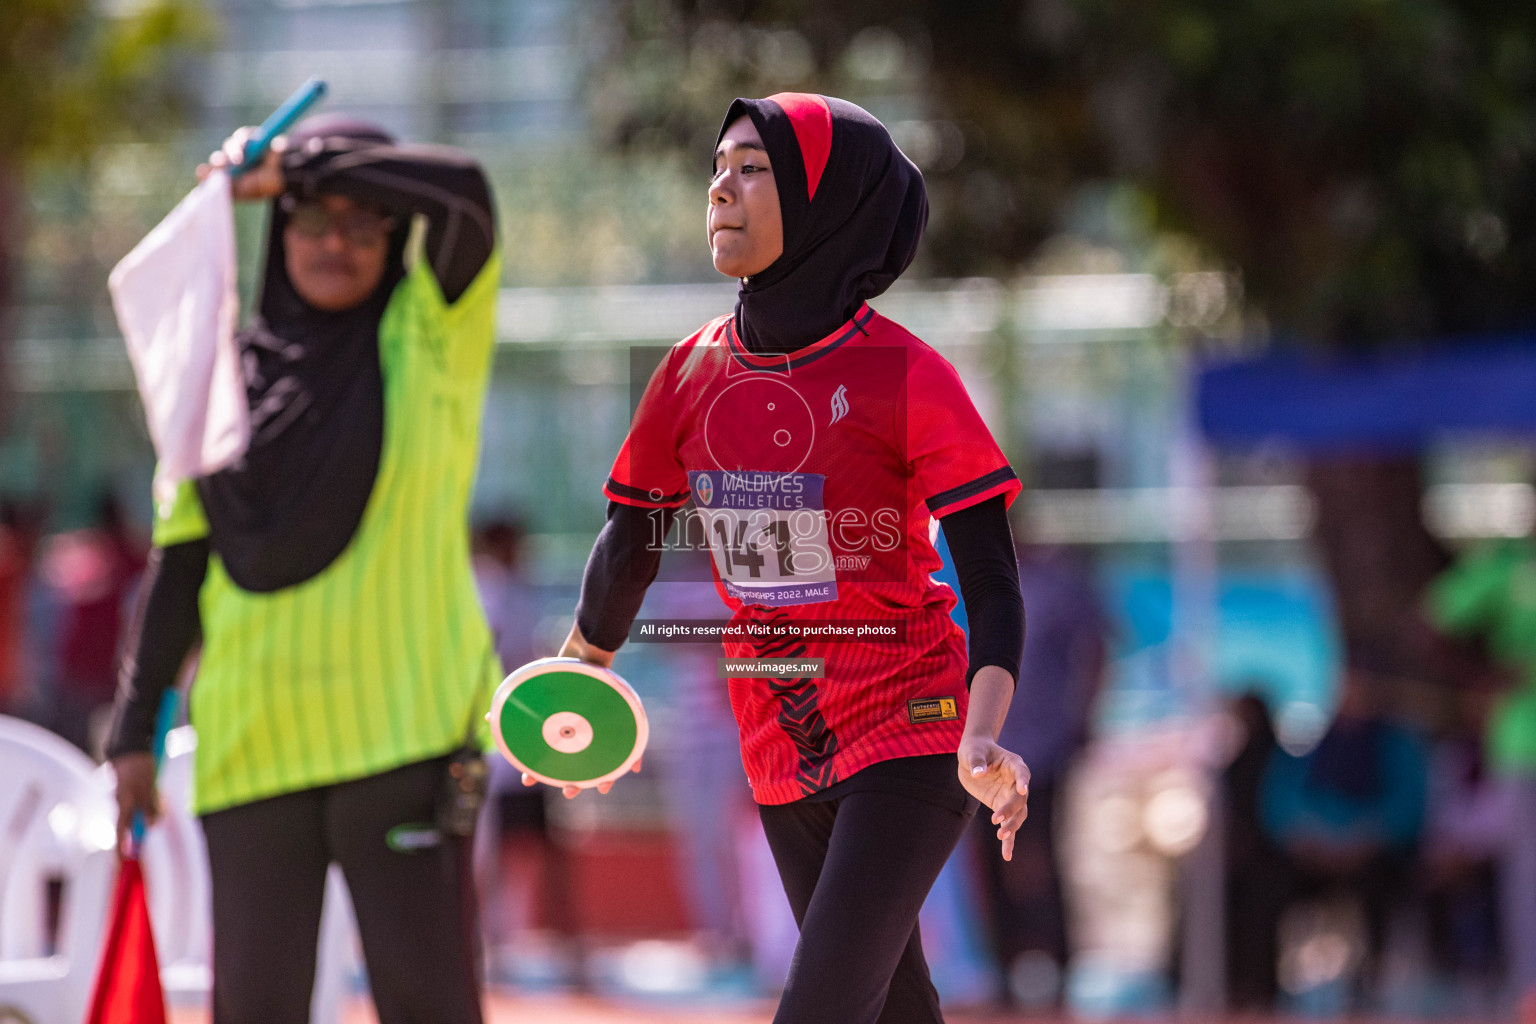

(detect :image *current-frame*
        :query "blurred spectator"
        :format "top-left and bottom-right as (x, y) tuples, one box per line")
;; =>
(40, 493), (145, 755)
(970, 544), (1105, 1009)
(1428, 538), (1536, 1021)
(1223, 691), (1288, 1010)
(0, 502), (38, 717)
(648, 548), (757, 967)
(1260, 663), (1430, 1004)
(1420, 696), (1507, 992)
(475, 518), (539, 671)
(471, 518), (580, 975)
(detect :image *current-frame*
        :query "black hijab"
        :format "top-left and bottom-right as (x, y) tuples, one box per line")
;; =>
(197, 115), (410, 593)
(716, 93), (928, 354)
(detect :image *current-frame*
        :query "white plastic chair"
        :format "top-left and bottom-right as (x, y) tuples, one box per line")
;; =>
(0, 715), (117, 1024)
(142, 725), (214, 1002)
(0, 717), (359, 1024)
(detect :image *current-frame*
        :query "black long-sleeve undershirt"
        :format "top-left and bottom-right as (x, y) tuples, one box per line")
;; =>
(574, 496), (1024, 689)
(941, 496), (1024, 689)
(106, 540), (209, 757)
(575, 503), (677, 652)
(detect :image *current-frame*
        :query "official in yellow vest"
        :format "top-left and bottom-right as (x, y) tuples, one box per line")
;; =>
(108, 116), (500, 1024)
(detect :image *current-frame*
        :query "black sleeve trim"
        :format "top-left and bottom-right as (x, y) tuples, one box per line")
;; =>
(106, 540), (209, 757)
(940, 496), (1024, 690)
(574, 502), (677, 652)
(603, 476), (691, 508)
(926, 466), (1019, 516)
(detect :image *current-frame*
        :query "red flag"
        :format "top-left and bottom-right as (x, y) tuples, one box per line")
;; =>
(84, 858), (167, 1024)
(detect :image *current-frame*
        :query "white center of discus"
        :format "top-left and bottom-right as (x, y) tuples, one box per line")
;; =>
(542, 711), (594, 754)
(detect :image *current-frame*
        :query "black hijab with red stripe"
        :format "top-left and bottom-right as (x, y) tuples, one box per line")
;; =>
(716, 94), (928, 354)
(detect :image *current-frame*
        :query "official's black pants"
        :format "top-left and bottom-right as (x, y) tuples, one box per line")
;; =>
(758, 763), (977, 1024)
(200, 755), (482, 1024)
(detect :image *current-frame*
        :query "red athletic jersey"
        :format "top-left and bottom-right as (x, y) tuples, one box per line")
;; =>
(606, 304), (1021, 803)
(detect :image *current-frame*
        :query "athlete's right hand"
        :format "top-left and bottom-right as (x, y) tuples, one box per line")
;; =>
(958, 736), (1031, 861)
(519, 622), (643, 799)
(196, 126), (287, 202)
(111, 752), (161, 858)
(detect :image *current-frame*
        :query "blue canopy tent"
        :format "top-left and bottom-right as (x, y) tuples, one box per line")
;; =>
(1198, 337), (1536, 449)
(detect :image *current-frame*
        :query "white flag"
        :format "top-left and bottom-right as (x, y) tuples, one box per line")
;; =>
(109, 170), (249, 513)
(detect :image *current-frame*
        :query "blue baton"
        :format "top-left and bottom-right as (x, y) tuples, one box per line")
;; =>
(230, 77), (329, 176)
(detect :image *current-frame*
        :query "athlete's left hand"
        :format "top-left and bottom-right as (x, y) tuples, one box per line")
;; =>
(957, 737), (1030, 861)
(518, 620), (642, 799)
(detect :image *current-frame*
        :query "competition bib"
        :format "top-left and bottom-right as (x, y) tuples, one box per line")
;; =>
(690, 470), (837, 607)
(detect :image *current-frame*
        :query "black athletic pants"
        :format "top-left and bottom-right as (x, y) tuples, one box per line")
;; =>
(759, 785), (977, 1024)
(200, 756), (482, 1024)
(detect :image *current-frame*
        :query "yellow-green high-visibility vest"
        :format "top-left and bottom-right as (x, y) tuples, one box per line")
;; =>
(154, 251), (504, 814)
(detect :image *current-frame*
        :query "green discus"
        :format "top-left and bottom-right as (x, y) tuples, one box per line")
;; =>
(487, 657), (648, 788)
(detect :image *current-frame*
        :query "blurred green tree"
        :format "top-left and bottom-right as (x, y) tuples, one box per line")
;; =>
(599, 0), (1536, 345)
(0, 0), (205, 409)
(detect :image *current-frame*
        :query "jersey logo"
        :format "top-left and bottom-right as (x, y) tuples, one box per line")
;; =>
(695, 474), (714, 506)
(829, 384), (850, 425)
(907, 697), (959, 724)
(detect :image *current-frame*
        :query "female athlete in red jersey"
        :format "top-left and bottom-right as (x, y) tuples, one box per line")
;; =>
(533, 94), (1028, 1024)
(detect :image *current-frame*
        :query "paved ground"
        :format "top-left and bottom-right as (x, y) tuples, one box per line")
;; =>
(168, 996), (1512, 1023)
(372, 994), (775, 1023)
(170, 993), (1050, 1023)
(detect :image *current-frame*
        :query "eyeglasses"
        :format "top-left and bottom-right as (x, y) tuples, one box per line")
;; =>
(281, 197), (396, 247)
